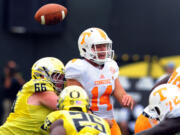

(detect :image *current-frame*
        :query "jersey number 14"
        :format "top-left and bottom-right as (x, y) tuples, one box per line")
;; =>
(90, 85), (112, 111)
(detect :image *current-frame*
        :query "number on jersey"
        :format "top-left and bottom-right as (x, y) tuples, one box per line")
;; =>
(90, 85), (112, 111)
(34, 83), (47, 92)
(70, 112), (106, 133)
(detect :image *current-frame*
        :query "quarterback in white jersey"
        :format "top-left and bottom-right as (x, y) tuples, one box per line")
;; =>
(66, 58), (118, 118)
(65, 27), (134, 135)
(136, 84), (180, 135)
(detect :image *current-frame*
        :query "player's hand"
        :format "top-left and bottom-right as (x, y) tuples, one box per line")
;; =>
(122, 94), (134, 110)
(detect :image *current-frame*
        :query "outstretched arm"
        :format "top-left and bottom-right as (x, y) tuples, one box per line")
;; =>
(28, 91), (58, 110)
(113, 78), (134, 110)
(38, 91), (58, 110)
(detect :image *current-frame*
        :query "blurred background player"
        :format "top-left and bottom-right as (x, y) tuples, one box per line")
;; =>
(65, 27), (134, 135)
(40, 85), (111, 135)
(155, 61), (175, 84)
(152, 61), (180, 96)
(0, 57), (65, 135)
(2, 60), (25, 102)
(1, 60), (25, 124)
(135, 83), (180, 135)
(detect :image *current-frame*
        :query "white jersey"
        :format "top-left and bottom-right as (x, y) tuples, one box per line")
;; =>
(65, 59), (119, 119)
(151, 84), (180, 119)
(168, 67), (180, 88)
(166, 67), (180, 118)
(165, 86), (180, 119)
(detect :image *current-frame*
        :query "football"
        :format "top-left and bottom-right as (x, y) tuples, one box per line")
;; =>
(34, 3), (68, 25)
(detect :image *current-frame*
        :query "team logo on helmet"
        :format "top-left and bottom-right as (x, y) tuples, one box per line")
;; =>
(70, 91), (80, 99)
(58, 86), (89, 112)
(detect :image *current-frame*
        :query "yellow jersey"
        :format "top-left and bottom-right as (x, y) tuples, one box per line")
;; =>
(0, 79), (56, 135)
(41, 110), (111, 135)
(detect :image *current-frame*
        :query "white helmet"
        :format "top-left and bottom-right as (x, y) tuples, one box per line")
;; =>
(144, 84), (179, 121)
(78, 27), (114, 65)
(31, 57), (65, 93)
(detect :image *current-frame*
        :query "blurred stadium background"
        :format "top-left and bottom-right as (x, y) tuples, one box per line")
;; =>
(0, 0), (180, 134)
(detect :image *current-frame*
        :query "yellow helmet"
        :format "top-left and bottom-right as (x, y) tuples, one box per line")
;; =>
(57, 85), (89, 112)
(31, 57), (65, 93)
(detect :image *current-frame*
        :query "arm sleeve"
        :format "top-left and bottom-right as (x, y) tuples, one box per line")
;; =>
(135, 117), (180, 135)
(65, 59), (84, 82)
(111, 60), (119, 80)
(40, 111), (61, 134)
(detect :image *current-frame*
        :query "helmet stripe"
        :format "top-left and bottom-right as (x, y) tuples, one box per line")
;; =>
(96, 28), (107, 40)
(42, 67), (50, 77)
(80, 32), (91, 45)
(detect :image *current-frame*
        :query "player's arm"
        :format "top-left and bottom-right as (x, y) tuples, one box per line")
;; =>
(66, 79), (84, 88)
(50, 119), (66, 135)
(113, 78), (134, 110)
(135, 117), (180, 135)
(29, 91), (58, 110)
(38, 91), (58, 110)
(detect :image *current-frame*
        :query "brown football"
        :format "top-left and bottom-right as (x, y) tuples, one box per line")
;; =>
(34, 3), (68, 25)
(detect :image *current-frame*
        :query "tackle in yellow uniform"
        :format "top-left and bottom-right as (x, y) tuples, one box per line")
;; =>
(0, 79), (55, 135)
(0, 57), (65, 135)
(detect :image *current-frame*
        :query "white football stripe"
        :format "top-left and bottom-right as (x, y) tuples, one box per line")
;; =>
(41, 16), (45, 25)
(61, 11), (65, 20)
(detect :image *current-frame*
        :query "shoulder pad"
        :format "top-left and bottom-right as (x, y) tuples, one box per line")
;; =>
(65, 59), (85, 80)
(24, 79), (55, 93)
